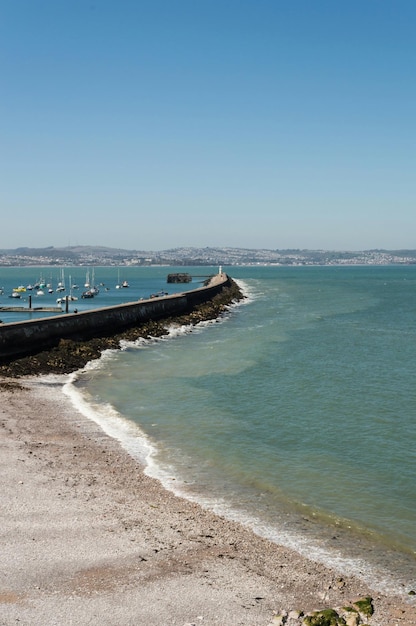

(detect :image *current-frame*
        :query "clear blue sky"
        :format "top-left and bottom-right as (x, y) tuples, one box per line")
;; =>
(1, 1), (415, 251)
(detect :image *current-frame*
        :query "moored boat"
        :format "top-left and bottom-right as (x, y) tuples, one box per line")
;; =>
(56, 295), (78, 304)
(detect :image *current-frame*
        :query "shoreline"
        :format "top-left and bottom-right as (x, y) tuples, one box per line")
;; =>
(0, 376), (415, 625)
(1, 280), (415, 624)
(68, 331), (416, 604)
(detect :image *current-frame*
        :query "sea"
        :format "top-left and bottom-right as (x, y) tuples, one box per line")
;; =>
(1, 264), (415, 598)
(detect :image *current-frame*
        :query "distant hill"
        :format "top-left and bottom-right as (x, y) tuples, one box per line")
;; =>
(1, 245), (138, 258)
(1, 245), (416, 267)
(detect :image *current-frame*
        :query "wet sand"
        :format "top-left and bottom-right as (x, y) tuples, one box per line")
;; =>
(0, 377), (414, 625)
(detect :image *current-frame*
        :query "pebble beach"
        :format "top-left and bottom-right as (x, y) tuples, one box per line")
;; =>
(1, 376), (414, 626)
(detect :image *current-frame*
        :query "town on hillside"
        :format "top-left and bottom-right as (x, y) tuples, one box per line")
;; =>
(1, 246), (416, 267)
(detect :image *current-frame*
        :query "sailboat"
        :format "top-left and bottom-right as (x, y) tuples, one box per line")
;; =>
(57, 275), (78, 304)
(56, 269), (66, 292)
(115, 269), (121, 289)
(115, 269), (129, 288)
(34, 276), (46, 291)
(89, 268), (99, 295)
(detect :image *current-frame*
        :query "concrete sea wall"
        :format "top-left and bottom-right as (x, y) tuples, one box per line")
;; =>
(0, 273), (232, 361)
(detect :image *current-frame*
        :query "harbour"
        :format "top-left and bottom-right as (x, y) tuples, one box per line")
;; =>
(0, 269), (235, 361)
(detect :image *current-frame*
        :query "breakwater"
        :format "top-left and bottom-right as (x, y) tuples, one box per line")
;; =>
(0, 273), (239, 365)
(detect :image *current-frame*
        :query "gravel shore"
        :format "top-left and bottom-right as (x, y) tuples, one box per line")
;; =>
(1, 283), (414, 625)
(0, 377), (414, 626)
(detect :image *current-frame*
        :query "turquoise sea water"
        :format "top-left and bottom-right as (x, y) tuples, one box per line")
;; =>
(2, 265), (415, 595)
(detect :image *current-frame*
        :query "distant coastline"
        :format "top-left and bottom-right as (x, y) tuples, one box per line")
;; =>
(1, 245), (416, 267)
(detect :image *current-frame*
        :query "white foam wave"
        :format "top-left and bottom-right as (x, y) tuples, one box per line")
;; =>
(233, 278), (259, 304)
(62, 373), (156, 466)
(142, 458), (413, 598)
(25, 277), (415, 602)
(113, 310), (235, 352)
(56, 368), (414, 600)
(119, 335), (155, 350)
